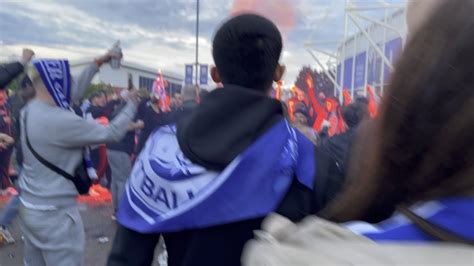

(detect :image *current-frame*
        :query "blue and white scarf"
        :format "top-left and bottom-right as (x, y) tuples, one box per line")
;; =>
(33, 59), (97, 179)
(118, 120), (316, 233)
(345, 197), (474, 242)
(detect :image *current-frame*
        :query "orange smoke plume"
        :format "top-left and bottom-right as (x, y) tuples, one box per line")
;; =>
(230, 0), (296, 36)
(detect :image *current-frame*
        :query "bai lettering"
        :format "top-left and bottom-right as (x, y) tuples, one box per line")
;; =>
(140, 176), (194, 210)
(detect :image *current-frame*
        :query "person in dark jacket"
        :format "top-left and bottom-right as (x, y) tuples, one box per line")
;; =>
(169, 85), (199, 122)
(293, 104), (318, 144)
(320, 98), (368, 169)
(135, 93), (172, 153)
(0, 76), (35, 244)
(0, 49), (34, 89)
(314, 98), (369, 212)
(106, 92), (144, 219)
(0, 90), (13, 190)
(108, 14), (323, 266)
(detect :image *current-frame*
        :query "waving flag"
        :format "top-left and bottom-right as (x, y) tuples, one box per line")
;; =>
(152, 70), (170, 112)
(366, 85), (378, 118)
(343, 88), (352, 106)
(306, 74), (328, 132)
(275, 80), (282, 100)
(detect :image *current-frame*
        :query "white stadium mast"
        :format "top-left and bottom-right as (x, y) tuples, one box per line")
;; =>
(305, 0), (406, 100)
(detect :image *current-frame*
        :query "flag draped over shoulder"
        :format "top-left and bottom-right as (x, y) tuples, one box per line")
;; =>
(117, 120), (316, 233)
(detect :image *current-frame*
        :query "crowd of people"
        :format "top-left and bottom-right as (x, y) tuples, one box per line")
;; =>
(0, 0), (473, 265)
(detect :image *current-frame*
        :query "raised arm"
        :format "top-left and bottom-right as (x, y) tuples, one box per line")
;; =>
(71, 63), (99, 104)
(71, 51), (119, 104)
(56, 92), (140, 148)
(0, 49), (34, 88)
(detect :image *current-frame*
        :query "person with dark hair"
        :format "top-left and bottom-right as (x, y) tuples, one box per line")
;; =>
(321, 0), (474, 241)
(320, 98), (368, 169)
(106, 91), (143, 220)
(86, 90), (112, 185)
(135, 91), (172, 154)
(313, 99), (369, 211)
(199, 88), (210, 102)
(293, 104), (318, 144)
(87, 90), (108, 118)
(108, 14), (319, 266)
(0, 48), (34, 89)
(171, 92), (183, 111)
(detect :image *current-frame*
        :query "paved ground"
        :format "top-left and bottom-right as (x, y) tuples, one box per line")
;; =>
(0, 197), (164, 266)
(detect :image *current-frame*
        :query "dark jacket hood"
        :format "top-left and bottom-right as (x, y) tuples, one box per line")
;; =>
(177, 85), (284, 171)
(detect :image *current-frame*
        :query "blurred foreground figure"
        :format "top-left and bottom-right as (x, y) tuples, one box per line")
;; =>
(18, 52), (138, 265)
(0, 90), (13, 190)
(0, 48), (34, 89)
(0, 77), (35, 245)
(108, 14), (320, 266)
(244, 1), (474, 265)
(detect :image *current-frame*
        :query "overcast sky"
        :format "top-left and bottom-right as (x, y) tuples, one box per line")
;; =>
(0, 0), (405, 85)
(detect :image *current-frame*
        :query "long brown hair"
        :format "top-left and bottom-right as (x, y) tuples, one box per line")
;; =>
(322, 0), (474, 223)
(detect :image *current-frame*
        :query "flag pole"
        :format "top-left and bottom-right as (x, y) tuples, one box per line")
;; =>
(195, 0), (200, 85)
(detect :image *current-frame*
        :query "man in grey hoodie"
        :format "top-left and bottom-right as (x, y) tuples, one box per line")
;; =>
(18, 52), (139, 266)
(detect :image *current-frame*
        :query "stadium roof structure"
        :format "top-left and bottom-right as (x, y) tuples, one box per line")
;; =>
(304, 0), (406, 98)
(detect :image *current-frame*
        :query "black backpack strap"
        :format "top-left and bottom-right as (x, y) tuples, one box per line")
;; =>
(398, 206), (474, 246)
(23, 109), (76, 182)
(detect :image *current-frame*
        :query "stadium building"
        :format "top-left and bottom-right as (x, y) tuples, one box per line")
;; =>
(70, 60), (184, 95)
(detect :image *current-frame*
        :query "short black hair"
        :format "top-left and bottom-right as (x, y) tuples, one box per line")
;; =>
(212, 14), (283, 92)
(294, 103), (310, 119)
(342, 100), (368, 128)
(89, 90), (106, 101)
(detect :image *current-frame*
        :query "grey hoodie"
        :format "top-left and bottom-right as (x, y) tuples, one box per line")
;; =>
(19, 63), (138, 207)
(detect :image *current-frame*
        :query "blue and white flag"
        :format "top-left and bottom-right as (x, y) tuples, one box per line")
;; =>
(345, 198), (474, 242)
(199, 64), (208, 85)
(118, 120), (315, 233)
(185, 64), (193, 85)
(33, 59), (97, 179)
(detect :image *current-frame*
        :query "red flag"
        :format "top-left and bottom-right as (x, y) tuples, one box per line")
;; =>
(324, 98), (346, 136)
(153, 70), (171, 112)
(287, 97), (298, 122)
(343, 88), (352, 106)
(95, 117), (109, 178)
(366, 85), (378, 118)
(306, 74), (328, 132)
(275, 80), (282, 100)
